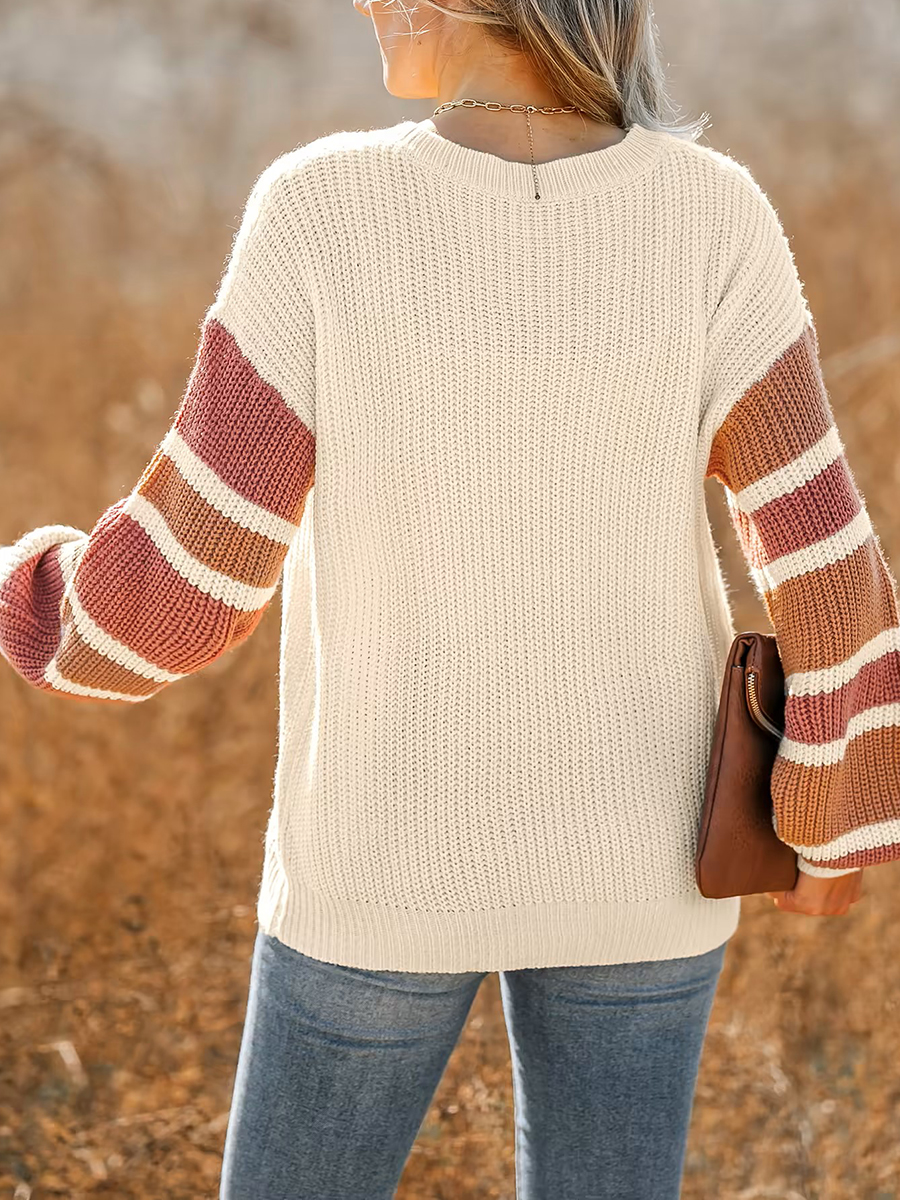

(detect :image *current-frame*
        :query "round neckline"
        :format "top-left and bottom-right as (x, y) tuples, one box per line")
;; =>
(393, 118), (665, 201)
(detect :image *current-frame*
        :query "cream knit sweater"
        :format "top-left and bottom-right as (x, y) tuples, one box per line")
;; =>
(3, 119), (899, 971)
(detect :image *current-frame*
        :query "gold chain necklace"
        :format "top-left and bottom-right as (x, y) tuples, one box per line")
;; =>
(432, 98), (585, 200)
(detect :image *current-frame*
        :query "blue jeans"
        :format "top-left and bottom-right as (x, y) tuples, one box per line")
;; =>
(219, 929), (728, 1200)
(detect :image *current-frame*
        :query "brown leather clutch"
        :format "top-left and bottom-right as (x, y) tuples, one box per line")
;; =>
(695, 630), (799, 898)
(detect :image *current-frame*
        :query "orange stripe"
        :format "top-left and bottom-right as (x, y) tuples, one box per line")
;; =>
(54, 624), (164, 698)
(773, 724), (900, 846)
(228, 605), (269, 648)
(760, 538), (899, 676)
(138, 452), (296, 589)
(706, 325), (832, 490)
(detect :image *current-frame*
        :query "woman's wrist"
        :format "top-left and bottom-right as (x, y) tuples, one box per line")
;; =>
(797, 853), (863, 878)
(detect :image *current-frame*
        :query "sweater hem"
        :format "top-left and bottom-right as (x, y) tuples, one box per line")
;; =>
(256, 875), (741, 973)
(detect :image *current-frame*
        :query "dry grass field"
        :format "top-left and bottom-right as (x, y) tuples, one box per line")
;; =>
(2, 2), (900, 1197)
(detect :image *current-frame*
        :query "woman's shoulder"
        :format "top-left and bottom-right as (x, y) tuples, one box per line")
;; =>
(258, 121), (413, 193)
(655, 128), (792, 270)
(665, 129), (781, 219)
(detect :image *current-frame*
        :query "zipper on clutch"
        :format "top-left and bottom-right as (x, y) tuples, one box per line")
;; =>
(746, 670), (785, 739)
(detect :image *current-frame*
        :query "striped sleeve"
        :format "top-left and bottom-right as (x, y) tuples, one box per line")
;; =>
(0, 154), (315, 703)
(701, 165), (900, 876)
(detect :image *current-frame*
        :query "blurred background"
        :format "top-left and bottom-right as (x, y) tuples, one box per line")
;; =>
(2, 1), (900, 1197)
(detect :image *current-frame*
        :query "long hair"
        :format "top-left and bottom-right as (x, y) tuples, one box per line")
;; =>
(389, 0), (708, 141)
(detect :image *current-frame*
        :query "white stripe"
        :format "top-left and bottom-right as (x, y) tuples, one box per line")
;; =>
(750, 507), (873, 592)
(44, 657), (151, 703)
(123, 492), (277, 612)
(777, 700), (900, 767)
(796, 857), (862, 877)
(160, 428), (299, 546)
(56, 538), (88, 589)
(786, 626), (900, 697)
(733, 425), (845, 515)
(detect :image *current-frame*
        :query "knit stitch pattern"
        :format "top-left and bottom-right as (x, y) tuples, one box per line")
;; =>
(2, 119), (896, 970)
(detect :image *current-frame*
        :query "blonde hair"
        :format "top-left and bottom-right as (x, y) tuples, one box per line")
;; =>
(389, 0), (708, 141)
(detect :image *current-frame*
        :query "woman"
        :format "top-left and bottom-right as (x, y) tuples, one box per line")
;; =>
(1, 1), (896, 1196)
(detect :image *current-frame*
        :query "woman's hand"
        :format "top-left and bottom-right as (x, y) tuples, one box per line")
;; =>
(766, 869), (865, 916)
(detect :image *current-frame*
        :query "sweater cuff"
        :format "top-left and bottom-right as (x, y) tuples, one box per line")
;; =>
(0, 525), (85, 590)
(796, 853), (863, 878)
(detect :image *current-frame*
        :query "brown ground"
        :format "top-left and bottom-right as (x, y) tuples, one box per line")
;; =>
(2, 6), (900, 1198)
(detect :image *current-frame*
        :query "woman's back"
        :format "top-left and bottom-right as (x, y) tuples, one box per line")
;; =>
(258, 119), (743, 969)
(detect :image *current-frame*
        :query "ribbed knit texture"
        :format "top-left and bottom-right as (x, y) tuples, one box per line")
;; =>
(2, 118), (898, 971)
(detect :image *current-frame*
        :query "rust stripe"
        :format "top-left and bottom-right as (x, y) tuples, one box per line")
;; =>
(227, 605), (269, 649)
(168, 317), (316, 522)
(749, 455), (861, 565)
(785, 649), (900, 743)
(0, 544), (67, 685)
(73, 502), (259, 673)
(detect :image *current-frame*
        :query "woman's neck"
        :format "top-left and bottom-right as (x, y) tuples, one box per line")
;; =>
(417, 109), (627, 167)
